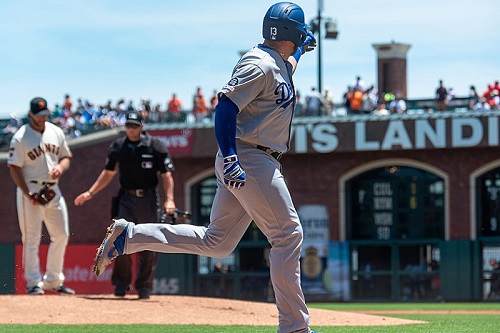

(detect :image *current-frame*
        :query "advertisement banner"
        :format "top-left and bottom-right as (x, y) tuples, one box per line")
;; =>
(148, 129), (194, 156)
(327, 241), (351, 301)
(298, 204), (329, 293)
(14, 244), (136, 294)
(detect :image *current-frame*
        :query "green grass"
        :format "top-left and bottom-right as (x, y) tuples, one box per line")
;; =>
(2, 303), (500, 333)
(310, 302), (500, 311)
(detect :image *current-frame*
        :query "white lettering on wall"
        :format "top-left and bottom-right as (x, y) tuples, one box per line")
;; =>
(355, 122), (380, 151)
(292, 125), (308, 153)
(381, 120), (413, 150)
(415, 119), (446, 149)
(290, 116), (500, 153)
(489, 117), (499, 146)
(311, 124), (338, 153)
(452, 118), (483, 147)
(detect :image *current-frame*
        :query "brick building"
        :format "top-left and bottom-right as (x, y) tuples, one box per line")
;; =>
(2, 111), (500, 301)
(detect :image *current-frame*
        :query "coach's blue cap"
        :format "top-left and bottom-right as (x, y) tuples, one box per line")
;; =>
(30, 97), (50, 116)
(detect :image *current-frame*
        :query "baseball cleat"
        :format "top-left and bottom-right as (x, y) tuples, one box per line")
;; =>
(27, 285), (44, 295)
(92, 219), (129, 276)
(51, 284), (75, 295)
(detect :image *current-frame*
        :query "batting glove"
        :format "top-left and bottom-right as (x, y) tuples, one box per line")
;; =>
(223, 155), (246, 189)
(301, 31), (317, 54)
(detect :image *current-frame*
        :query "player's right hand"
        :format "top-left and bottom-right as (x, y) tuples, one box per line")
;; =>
(223, 155), (246, 189)
(74, 191), (93, 206)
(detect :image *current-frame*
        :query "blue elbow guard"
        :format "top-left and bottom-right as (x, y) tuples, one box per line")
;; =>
(214, 94), (239, 157)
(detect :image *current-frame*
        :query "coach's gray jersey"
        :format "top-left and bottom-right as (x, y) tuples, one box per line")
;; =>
(220, 45), (295, 153)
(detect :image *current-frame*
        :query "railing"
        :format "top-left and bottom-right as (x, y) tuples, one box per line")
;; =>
(0, 96), (482, 152)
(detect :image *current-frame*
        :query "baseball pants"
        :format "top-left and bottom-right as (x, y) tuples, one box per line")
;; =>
(124, 142), (310, 333)
(16, 185), (69, 290)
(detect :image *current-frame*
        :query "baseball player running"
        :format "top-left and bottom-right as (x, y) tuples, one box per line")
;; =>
(8, 97), (75, 295)
(93, 2), (316, 332)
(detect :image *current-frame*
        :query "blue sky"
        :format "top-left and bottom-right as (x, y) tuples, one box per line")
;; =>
(0, 0), (498, 118)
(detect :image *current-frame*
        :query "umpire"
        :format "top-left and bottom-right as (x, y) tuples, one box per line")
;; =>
(74, 111), (175, 299)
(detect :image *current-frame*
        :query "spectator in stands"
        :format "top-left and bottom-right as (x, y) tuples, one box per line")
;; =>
(383, 91), (396, 104)
(435, 80), (448, 111)
(192, 86), (208, 122)
(347, 87), (364, 115)
(138, 97), (151, 121)
(446, 87), (456, 104)
(423, 105), (434, 114)
(295, 91), (304, 117)
(81, 101), (95, 124)
(389, 94), (406, 114)
(362, 85), (378, 114)
(472, 98), (491, 111)
(351, 75), (365, 91)
(75, 98), (84, 115)
(372, 102), (390, 116)
(342, 85), (352, 111)
(3, 113), (22, 134)
(323, 88), (335, 116)
(494, 80), (500, 93)
(209, 89), (219, 121)
(63, 94), (73, 114)
(489, 90), (500, 110)
(52, 104), (63, 121)
(149, 104), (162, 123)
(304, 87), (328, 116)
(127, 100), (136, 112)
(210, 90), (219, 113)
(469, 85), (480, 109)
(167, 93), (183, 122)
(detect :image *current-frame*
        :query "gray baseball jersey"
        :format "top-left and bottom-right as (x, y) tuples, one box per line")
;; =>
(116, 45), (309, 332)
(8, 122), (72, 291)
(220, 44), (295, 153)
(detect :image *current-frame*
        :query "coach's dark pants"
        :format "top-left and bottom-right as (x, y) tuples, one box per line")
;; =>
(112, 191), (159, 292)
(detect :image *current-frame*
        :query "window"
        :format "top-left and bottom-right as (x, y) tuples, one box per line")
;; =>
(477, 169), (500, 237)
(347, 166), (445, 240)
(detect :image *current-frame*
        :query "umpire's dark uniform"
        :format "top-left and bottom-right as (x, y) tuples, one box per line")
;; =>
(105, 129), (174, 297)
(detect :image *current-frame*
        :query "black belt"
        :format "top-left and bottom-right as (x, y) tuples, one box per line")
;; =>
(30, 180), (56, 186)
(256, 145), (283, 161)
(123, 188), (156, 198)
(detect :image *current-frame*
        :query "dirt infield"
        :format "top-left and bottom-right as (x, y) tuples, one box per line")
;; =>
(0, 295), (425, 326)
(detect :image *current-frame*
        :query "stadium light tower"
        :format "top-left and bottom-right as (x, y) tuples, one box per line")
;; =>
(309, 0), (339, 93)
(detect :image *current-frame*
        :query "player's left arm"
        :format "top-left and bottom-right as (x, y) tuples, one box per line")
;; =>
(214, 94), (239, 157)
(214, 94), (247, 189)
(288, 31), (317, 73)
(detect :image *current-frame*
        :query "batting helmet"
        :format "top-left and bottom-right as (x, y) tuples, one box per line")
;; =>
(262, 2), (309, 47)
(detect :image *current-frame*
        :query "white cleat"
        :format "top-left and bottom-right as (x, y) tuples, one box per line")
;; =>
(92, 219), (129, 276)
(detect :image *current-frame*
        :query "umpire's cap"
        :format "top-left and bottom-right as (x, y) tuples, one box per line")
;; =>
(125, 111), (143, 126)
(262, 2), (309, 47)
(30, 97), (51, 116)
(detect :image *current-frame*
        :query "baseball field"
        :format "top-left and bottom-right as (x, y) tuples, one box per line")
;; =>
(1, 295), (499, 332)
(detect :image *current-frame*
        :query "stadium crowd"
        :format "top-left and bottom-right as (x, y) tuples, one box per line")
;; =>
(296, 77), (500, 117)
(2, 79), (499, 150)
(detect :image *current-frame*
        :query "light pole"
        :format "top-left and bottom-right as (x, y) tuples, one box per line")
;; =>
(310, 0), (339, 93)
